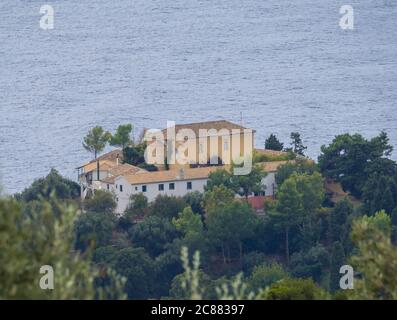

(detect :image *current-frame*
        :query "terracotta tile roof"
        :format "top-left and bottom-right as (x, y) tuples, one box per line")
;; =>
(77, 149), (123, 169)
(80, 158), (147, 180)
(82, 160), (116, 173)
(119, 160), (289, 185)
(256, 160), (293, 172)
(96, 149), (123, 162)
(160, 120), (253, 139)
(108, 163), (147, 176)
(100, 164), (148, 184)
(123, 166), (221, 185)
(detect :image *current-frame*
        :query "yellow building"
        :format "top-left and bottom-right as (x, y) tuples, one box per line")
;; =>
(145, 120), (255, 170)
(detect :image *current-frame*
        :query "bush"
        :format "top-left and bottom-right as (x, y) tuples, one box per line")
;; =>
(261, 278), (328, 300)
(248, 263), (289, 293)
(16, 169), (80, 202)
(124, 193), (148, 219)
(74, 211), (116, 251)
(149, 195), (188, 220)
(289, 245), (330, 283)
(241, 251), (267, 274)
(129, 215), (178, 256)
(84, 190), (116, 214)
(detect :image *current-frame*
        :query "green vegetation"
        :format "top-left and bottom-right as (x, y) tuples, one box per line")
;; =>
(0, 196), (125, 299)
(349, 211), (397, 299)
(265, 134), (284, 151)
(110, 124), (133, 150)
(82, 124), (157, 171)
(82, 126), (112, 159)
(318, 131), (394, 199)
(3, 130), (397, 300)
(263, 132), (307, 156)
(205, 163), (267, 200)
(262, 278), (328, 300)
(15, 169), (80, 202)
(253, 150), (295, 163)
(123, 142), (158, 171)
(74, 192), (117, 251)
(247, 263), (289, 293)
(289, 132), (307, 156)
(124, 193), (148, 219)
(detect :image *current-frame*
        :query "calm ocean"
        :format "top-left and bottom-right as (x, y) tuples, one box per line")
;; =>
(1, 0), (396, 194)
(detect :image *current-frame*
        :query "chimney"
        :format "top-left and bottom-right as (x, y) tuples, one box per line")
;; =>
(178, 167), (185, 180)
(116, 154), (119, 166)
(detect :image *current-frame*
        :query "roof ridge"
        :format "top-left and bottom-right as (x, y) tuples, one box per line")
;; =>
(161, 119), (246, 130)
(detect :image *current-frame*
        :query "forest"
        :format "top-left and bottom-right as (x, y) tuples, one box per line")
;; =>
(1, 131), (397, 300)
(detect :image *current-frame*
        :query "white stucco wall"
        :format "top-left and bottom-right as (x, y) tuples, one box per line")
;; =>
(112, 176), (207, 214)
(79, 170), (110, 185)
(92, 170), (278, 215)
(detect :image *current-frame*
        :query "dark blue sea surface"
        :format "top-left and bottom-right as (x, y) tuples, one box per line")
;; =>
(1, 0), (396, 193)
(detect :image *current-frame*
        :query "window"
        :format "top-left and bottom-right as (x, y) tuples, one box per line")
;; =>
(107, 184), (109, 190)
(169, 183), (175, 190)
(199, 144), (204, 153)
(135, 186), (138, 191)
(142, 185), (147, 192)
(158, 184), (164, 191)
(119, 185), (123, 192)
(187, 181), (192, 190)
(224, 140), (229, 150)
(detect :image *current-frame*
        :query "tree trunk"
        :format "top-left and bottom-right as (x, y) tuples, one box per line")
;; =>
(285, 227), (290, 265)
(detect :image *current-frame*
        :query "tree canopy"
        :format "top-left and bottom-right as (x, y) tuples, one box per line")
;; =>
(0, 196), (125, 299)
(16, 169), (80, 202)
(289, 132), (307, 156)
(265, 134), (284, 151)
(82, 126), (111, 159)
(318, 132), (393, 198)
(110, 124), (133, 150)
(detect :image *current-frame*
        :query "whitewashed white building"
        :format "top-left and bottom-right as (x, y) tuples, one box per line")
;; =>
(98, 162), (286, 215)
(76, 149), (147, 200)
(102, 166), (217, 214)
(77, 146), (291, 215)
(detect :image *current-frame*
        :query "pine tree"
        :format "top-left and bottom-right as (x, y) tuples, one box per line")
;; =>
(265, 134), (284, 151)
(269, 178), (304, 264)
(82, 126), (111, 159)
(290, 132), (307, 156)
